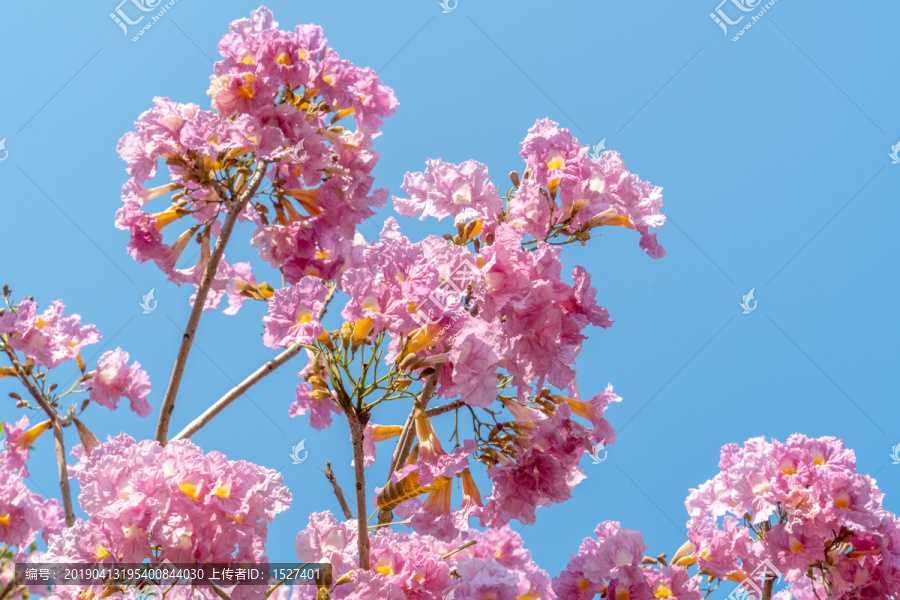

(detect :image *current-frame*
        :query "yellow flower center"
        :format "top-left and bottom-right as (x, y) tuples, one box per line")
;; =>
(275, 50), (292, 65)
(179, 478), (202, 502)
(546, 150), (565, 170)
(835, 491), (851, 509)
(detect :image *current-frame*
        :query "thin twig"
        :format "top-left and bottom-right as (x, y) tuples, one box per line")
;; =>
(441, 540), (477, 559)
(426, 398), (464, 418)
(209, 581), (232, 600)
(325, 461), (354, 520)
(2, 347), (75, 527)
(155, 161), (269, 445)
(345, 406), (371, 570)
(170, 281), (336, 442)
(376, 362), (445, 527)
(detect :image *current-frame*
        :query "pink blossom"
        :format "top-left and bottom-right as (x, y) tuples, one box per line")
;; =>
(358, 528), (452, 600)
(82, 348), (152, 417)
(294, 511), (358, 579)
(1, 416), (37, 476)
(394, 159), (502, 228)
(0, 429), (65, 550)
(481, 404), (595, 527)
(49, 434), (290, 573)
(290, 380), (341, 430)
(353, 423), (403, 468)
(263, 278), (329, 349)
(2, 299), (100, 369)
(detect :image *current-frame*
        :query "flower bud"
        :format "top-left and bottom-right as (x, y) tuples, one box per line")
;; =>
(308, 375), (328, 387)
(309, 389), (333, 400)
(509, 170), (520, 188)
(340, 322), (353, 350)
(317, 330), (335, 351)
(399, 353), (420, 372)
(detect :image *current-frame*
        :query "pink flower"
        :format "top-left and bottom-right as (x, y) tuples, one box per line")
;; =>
(480, 404), (594, 527)
(452, 559), (520, 600)
(519, 118), (583, 187)
(642, 566), (702, 600)
(394, 159), (502, 229)
(0, 442), (65, 550)
(353, 423), (403, 468)
(82, 348), (152, 417)
(358, 528), (452, 600)
(1, 416), (41, 477)
(290, 380), (341, 430)
(263, 278), (329, 349)
(50, 434), (291, 569)
(294, 511), (358, 579)
(687, 516), (749, 579)
(2, 299), (100, 369)
(686, 434), (900, 598)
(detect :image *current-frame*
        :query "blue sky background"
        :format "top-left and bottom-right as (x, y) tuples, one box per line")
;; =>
(1, 1), (898, 597)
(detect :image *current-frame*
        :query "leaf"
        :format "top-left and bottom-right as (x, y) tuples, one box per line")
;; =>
(73, 418), (101, 455)
(0, 366), (17, 378)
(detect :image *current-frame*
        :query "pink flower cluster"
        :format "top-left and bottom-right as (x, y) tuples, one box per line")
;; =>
(0, 299), (99, 369)
(115, 6), (397, 312)
(394, 118), (666, 258)
(42, 434), (291, 600)
(0, 416), (65, 554)
(293, 512), (553, 599)
(82, 348), (152, 417)
(554, 521), (700, 600)
(515, 119), (666, 258)
(1, 298), (151, 417)
(686, 435), (900, 599)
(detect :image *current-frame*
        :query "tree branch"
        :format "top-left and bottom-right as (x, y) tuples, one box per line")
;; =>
(425, 398), (464, 418)
(324, 461), (354, 520)
(345, 407), (371, 569)
(170, 281), (336, 442)
(2, 347), (75, 527)
(376, 363), (445, 526)
(761, 576), (775, 600)
(155, 161), (269, 445)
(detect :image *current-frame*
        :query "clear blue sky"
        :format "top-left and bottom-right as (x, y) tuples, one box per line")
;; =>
(1, 2), (898, 597)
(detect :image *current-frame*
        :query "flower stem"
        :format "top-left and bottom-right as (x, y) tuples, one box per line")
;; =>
(3, 346), (75, 527)
(155, 161), (269, 445)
